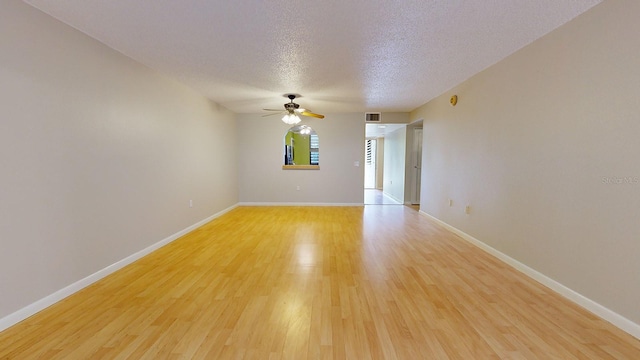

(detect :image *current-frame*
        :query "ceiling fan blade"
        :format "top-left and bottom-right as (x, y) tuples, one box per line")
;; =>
(301, 111), (325, 119)
(263, 108), (284, 112)
(262, 112), (283, 117)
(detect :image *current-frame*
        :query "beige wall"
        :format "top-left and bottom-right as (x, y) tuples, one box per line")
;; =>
(404, 121), (423, 204)
(411, 0), (640, 325)
(237, 114), (364, 204)
(375, 112), (410, 124)
(0, 1), (237, 321)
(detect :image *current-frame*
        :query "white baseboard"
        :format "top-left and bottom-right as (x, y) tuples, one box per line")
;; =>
(238, 202), (363, 206)
(0, 204), (238, 333)
(419, 210), (640, 340)
(382, 192), (403, 204)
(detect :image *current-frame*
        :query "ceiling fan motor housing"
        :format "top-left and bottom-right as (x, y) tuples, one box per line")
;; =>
(284, 102), (300, 111)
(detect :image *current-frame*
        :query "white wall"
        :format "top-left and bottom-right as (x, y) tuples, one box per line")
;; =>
(411, 0), (640, 326)
(237, 114), (364, 204)
(0, 1), (238, 322)
(382, 127), (406, 203)
(375, 138), (385, 189)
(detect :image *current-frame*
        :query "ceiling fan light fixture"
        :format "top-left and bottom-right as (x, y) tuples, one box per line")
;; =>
(300, 126), (311, 135)
(264, 94), (323, 122)
(282, 113), (301, 125)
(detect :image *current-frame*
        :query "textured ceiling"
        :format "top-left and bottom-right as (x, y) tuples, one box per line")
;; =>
(23, 0), (601, 114)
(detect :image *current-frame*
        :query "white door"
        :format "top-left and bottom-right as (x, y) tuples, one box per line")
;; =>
(411, 128), (423, 204)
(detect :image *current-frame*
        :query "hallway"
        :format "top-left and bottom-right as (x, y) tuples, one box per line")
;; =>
(363, 188), (403, 205)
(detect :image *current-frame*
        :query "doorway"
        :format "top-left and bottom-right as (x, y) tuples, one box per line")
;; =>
(364, 138), (399, 204)
(364, 124), (405, 205)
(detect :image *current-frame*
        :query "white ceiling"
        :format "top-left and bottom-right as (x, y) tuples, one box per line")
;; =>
(366, 123), (406, 139)
(23, 0), (601, 114)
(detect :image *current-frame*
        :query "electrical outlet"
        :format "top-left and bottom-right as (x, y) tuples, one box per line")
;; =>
(189, 200), (193, 208)
(296, 186), (300, 191)
(465, 205), (471, 214)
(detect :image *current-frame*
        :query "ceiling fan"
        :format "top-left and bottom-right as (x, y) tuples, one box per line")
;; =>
(263, 94), (325, 124)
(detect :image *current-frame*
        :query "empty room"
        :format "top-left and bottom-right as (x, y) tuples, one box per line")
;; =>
(1, 0), (639, 358)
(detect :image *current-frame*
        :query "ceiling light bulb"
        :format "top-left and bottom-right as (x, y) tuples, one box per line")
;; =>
(282, 113), (301, 125)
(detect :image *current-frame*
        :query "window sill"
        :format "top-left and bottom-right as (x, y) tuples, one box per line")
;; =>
(282, 165), (320, 170)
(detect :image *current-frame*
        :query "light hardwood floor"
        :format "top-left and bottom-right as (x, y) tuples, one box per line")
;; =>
(1, 206), (639, 359)
(364, 189), (402, 205)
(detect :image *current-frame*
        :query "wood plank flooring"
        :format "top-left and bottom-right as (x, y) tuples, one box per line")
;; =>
(1, 206), (639, 359)
(364, 189), (402, 205)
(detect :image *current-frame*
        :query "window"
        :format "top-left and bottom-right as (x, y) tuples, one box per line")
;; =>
(310, 134), (319, 165)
